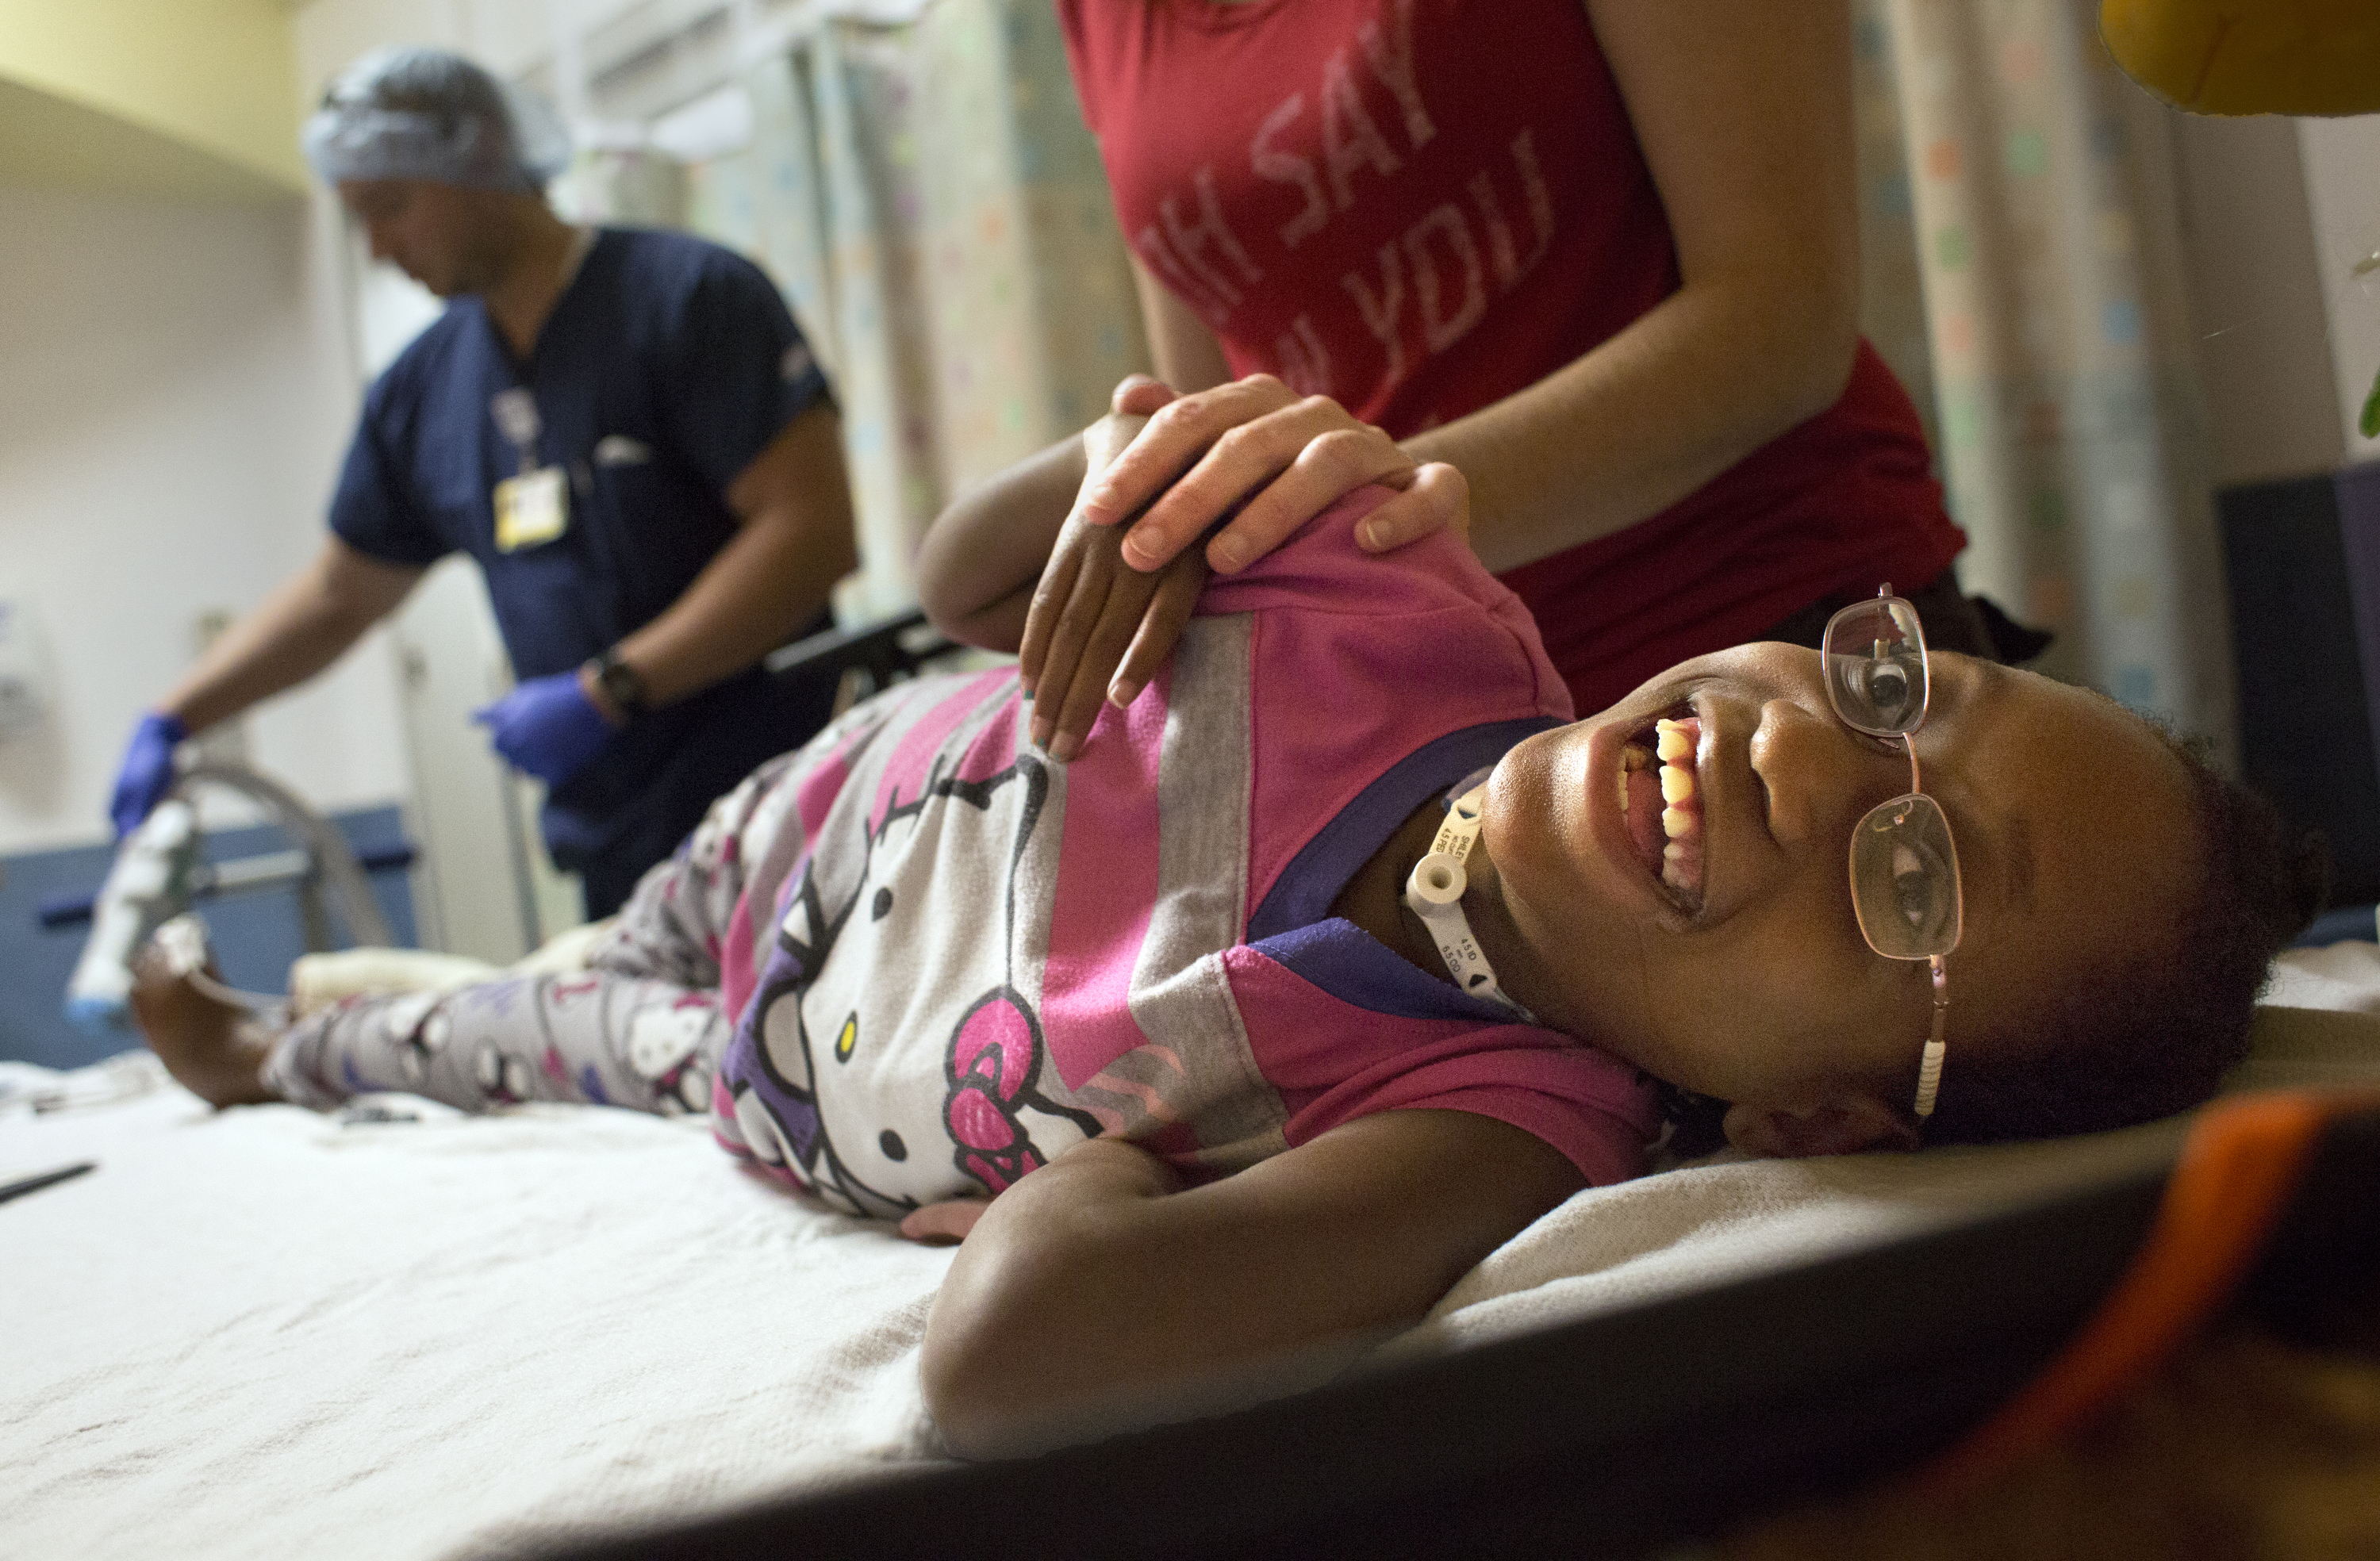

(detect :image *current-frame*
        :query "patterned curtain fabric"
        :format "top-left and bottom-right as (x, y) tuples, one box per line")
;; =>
(1852, 0), (1943, 465)
(667, 1), (1149, 620)
(1875, 0), (2235, 757)
(552, 149), (689, 230)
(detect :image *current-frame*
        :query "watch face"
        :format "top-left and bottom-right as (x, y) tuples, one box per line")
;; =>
(598, 656), (647, 715)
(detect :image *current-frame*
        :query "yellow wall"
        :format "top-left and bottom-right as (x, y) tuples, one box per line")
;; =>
(0, 0), (305, 198)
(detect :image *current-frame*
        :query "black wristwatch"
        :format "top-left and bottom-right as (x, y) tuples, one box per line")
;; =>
(585, 648), (649, 719)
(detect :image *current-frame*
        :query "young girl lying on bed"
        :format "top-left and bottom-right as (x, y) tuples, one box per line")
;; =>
(132, 412), (2315, 1458)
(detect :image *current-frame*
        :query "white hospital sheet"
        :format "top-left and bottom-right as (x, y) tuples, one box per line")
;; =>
(5, 946), (2378, 1559)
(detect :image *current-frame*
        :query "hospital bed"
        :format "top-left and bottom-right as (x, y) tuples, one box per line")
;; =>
(5, 943), (2376, 1560)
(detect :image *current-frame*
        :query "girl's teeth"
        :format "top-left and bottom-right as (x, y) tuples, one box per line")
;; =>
(1644, 717), (1704, 899)
(1619, 742), (1655, 814)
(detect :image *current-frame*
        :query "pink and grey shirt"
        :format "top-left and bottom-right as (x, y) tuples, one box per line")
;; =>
(708, 490), (1660, 1217)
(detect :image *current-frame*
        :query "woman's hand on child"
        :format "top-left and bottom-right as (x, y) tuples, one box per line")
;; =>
(1076, 373), (1470, 575)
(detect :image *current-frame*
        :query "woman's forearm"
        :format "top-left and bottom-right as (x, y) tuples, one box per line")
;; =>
(1422, 0), (1863, 575)
(1074, 0), (1865, 581)
(1405, 274), (1856, 574)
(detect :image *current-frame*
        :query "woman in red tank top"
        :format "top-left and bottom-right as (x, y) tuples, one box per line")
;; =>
(969, 0), (1994, 757)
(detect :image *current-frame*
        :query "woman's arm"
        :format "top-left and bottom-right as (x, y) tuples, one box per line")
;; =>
(1080, 0), (1862, 576)
(1094, 263), (1466, 572)
(1413, 0), (1861, 570)
(1128, 255), (1234, 394)
(921, 1110), (1586, 1459)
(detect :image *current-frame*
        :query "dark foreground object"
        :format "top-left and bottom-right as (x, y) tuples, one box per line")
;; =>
(537, 1108), (2380, 1561)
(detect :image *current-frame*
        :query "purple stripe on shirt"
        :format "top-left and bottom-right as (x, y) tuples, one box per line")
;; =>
(1219, 944), (1660, 1184)
(1250, 917), (1511, 1025)
(1246, 717), (1557, 942)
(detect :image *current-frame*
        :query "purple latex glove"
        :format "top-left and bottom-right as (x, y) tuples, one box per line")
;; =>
(472, 670), (616, 787)
(109, 711), (188, 838)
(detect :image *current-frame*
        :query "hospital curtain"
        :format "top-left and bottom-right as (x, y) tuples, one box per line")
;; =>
(1871, 0), (2236, 757)
(614, 2), (1150, 621)
(1852, 0), (1944, 464)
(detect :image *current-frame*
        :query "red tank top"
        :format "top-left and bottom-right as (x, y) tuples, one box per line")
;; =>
(1058, 0), (1966, 711)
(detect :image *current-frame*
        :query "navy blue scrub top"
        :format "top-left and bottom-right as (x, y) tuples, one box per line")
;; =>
(329, 227), (836, 876)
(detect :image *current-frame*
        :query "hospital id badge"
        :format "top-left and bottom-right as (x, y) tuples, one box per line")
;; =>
(493, 466), (568, 552)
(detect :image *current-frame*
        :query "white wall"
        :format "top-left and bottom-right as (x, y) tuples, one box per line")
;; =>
(2167, 112), (2345, 486)
(0, 181), (411, 856)
(2297, 114), (2380, 469)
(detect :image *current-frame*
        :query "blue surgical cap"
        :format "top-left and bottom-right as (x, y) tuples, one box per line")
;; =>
(302, 48), (570, 193)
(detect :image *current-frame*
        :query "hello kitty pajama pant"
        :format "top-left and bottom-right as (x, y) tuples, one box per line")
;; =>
(262, 755), (796, 1118)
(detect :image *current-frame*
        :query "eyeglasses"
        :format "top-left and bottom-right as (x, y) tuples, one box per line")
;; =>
(1820, 586), (1963, 1120)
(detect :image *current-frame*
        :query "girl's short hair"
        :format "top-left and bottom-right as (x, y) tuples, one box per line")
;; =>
(1917, 722), (2328, 1146)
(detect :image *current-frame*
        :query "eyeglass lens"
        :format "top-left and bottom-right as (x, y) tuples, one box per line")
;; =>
(1821, 596), (1929, 736)
(1849, 795), (1962, 957)
(1822, 595), (1962, 961)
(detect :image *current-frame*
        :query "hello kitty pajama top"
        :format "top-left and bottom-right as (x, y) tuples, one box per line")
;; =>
(707, 489), (1660, 1215)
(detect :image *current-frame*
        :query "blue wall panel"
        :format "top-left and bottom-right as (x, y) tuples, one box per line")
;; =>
(0, 806), (416, 1071)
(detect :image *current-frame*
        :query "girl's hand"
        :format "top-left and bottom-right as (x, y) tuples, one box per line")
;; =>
(1015, 512), (1208, 762)
(900, 1199), (991, 1245)
(922, 1112), (1581, 1459)
(1077, 374), (1471, 575)
(897, 1136), (1158, 1246)
(1014, 386), (1207, 761)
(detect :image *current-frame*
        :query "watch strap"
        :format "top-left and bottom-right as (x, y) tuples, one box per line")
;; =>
(587, 649), (648, 719)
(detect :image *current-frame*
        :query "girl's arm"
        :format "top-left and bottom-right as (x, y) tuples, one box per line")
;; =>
(920, 1110), (1586, 1459)
(916, 399), (1211, 760)
(914, 431), (1095, 653)
(918, 402), (1184, 653)
(1078, 0), (1861, 576)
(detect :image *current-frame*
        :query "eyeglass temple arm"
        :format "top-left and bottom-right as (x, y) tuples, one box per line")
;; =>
(1913, 957), (1948, 1119)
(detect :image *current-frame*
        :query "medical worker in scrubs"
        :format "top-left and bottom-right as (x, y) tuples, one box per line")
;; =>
(106, 49), (858, 917)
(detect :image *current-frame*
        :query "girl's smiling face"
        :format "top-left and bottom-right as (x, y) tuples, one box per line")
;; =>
(1467, 643), (2199, 1156)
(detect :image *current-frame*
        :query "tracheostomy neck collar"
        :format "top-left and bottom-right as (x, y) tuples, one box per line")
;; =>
(1403, 786), (1534, 1022)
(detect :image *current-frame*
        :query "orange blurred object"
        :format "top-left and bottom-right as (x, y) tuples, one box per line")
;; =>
(2101, 0), (2380, 115)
